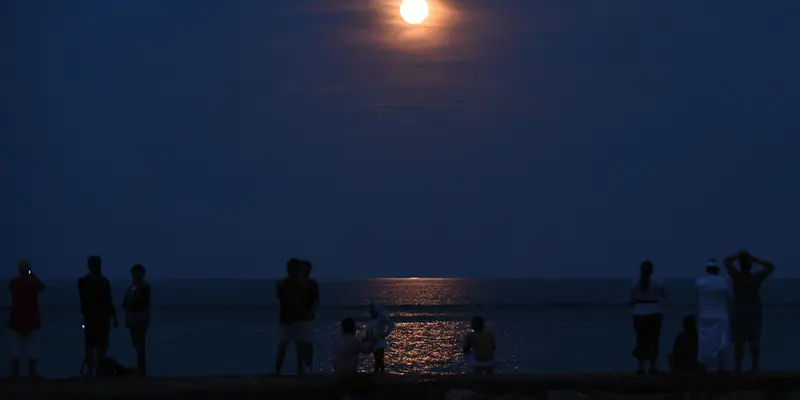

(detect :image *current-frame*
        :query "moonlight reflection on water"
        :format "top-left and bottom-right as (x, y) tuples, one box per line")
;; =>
(359, 279), (474, 374)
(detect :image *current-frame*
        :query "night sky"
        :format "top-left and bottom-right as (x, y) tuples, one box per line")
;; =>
(6, 1), (800, 279)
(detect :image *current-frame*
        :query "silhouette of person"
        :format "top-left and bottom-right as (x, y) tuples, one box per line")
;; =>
(463, 316), (496, 375)
(630, 260), (667, 374)
(298, 260), (319, 374)
(333, 317), (373, 399)
(365, 301), (396, 378)
(78, 255), (118, 377)
(274, 258), (312, 376)
(122, 264), (150, 376)
(8, 258), (46, 378)
(695, 259), (731, 373)
(669, 315), (699, 373)
(723, 250), (775, 372)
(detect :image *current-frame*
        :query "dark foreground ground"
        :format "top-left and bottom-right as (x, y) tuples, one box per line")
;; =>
(3, 373), (800, 400)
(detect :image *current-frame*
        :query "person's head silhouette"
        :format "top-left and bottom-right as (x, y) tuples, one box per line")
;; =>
(131, 264), (146, 283)
(87, 255), (102, 274)
(471, 316), (486, 332)
(341, 317), (356, 335)
(17, 259), (31, 276)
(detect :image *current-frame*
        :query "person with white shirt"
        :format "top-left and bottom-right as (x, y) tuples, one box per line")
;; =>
(695, 259), (732, 372)
(630, 260), (667, 374)
(364, 302), (396, 379)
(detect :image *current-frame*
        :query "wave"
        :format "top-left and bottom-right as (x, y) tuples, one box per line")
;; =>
(5, 301), (800, 312)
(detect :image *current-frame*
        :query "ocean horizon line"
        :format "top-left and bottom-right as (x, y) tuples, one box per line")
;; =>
(29, 276), (800, 282)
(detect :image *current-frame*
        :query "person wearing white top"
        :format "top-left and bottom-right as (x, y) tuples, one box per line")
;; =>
(364, 302), (396, 378)
(630, 260), (667, 374)
(695, 259), (732, 372)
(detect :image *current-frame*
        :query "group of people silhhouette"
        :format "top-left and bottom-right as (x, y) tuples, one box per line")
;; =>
(631, 250), (775, 374)
(7, 255), (150, 378)
(8, 250), (776, 381)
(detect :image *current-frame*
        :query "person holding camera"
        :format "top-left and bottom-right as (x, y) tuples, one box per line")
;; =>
(8, 258), (46, 378)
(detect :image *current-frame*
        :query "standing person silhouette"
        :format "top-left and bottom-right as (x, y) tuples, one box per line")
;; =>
(695, 260), (731, 373)
(78, 255), (118, 377)
(8, 259), (46, 378)
(122, 264), (150, 376)
(298, 260), (319, 374)
(365, 301), (396, 379)
(630, 260), (667, 374)
(723, 250), (775, 372)
(274, 258), (311, 376)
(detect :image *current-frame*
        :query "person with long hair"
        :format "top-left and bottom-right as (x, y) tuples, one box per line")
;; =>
(630, 260), (667, 374)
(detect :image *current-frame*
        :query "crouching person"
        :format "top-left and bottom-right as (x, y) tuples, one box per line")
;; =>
(669, 315), (700, 373)
(333, 318), (373, 400)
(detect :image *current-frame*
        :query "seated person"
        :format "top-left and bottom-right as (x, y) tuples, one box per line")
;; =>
(669, 315), (699, 373)
(333, 317), (373, 399)
(463, 316), (496, 375)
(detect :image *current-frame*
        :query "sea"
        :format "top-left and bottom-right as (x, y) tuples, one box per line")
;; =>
(2, 278), (799, 378)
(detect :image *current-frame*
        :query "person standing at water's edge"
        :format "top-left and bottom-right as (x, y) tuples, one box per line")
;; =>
(630, 260), (667, 374)
(365, 301), (396, 378)
(724, 250), (775, 373)
(695, 260), (731, 372)
(8, 259), (46, 378)
(78, 255), (118, 377)
(123, 264), (151, 376)
(298, 260), (319, 374)
(274, 258), (311, 376)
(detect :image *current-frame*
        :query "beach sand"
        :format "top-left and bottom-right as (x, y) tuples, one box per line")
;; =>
(2, 373), (800, 400)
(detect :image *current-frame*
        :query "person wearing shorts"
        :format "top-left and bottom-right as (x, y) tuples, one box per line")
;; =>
(724, 251), (775, 372)
(8, 259), (46, 378)
(274, 258), (313, 376)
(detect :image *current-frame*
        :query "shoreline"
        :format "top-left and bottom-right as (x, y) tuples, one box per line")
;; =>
(3, 373), (800, 400)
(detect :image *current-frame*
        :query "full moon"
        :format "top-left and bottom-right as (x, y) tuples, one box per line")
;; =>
(400, 0), (429, 25)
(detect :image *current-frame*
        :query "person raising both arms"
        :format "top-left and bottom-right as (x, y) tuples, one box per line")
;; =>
(723, 250), (775, 373)
(8, 259), (46, 379)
